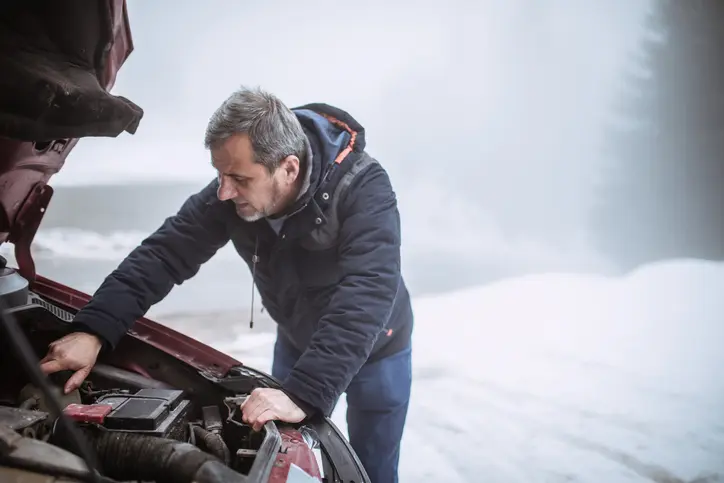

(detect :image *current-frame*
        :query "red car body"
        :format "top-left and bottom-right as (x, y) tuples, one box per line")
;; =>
(0, 2), (369, 482)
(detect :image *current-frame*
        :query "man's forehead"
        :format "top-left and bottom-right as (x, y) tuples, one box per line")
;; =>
(210, 135), (256, 173)
(211, 155), (254, 177)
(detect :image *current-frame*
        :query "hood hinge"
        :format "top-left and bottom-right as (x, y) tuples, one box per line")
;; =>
(8, 182), (53, 283)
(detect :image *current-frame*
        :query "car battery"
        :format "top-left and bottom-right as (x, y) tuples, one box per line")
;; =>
(67, 388), (192, 440)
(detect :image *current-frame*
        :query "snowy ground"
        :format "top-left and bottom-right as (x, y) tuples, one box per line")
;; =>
(175, 259), (724, 482)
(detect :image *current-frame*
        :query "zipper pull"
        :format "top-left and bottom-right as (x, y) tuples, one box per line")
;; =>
(250, 237), (259, 329)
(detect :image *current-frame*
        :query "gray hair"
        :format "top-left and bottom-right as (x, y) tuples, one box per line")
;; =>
(204, 86), (308, 172)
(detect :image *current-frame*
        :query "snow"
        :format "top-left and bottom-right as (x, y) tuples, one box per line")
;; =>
(211, 259), (724, 482)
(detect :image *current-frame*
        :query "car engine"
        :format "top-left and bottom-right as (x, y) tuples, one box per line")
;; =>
(0, 375), (324, 483)
(0, 260), (329, 482)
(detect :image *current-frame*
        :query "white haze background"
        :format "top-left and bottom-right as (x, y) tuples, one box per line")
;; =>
(3, 0), (724, 481)
(49, 0), (652, 282)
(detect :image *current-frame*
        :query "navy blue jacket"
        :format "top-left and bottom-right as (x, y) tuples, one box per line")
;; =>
(72, 103), (414, 417)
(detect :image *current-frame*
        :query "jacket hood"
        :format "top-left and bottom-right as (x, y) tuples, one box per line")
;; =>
(292, 103), (366, 199)
(294, 103), (366, 159)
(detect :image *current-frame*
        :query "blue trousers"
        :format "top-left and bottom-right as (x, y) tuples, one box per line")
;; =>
(272, 336), (412, 483)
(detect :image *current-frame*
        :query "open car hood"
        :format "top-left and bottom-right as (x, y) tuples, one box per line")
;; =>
(0, 0), (144, 282)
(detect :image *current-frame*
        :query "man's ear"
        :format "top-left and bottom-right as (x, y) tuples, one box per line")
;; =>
(280, 155), (300, 182)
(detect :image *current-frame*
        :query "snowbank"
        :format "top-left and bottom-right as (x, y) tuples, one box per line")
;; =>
(392, 259), (724, 482)
(172, 259), (724, 481)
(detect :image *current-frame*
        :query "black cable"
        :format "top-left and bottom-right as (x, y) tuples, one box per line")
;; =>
(0, 298), (103, 481)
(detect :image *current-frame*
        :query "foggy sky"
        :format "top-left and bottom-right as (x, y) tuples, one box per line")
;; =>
(52, 0), (653, 279)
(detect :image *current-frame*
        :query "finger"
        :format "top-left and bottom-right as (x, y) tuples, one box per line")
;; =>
(245, 398), (271, 425)
(65, 367), (91, 394)
(39, 352), (55, 364)
(252, 409), (275, 432)
(39, 359), (64, 375)
(239, 393), (254, 420)
(242, 396), (264, 423)
(238, 396), (252, 421)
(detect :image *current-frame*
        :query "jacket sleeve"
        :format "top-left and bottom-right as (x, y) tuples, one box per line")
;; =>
(281, 163), (402, 416)
(71, 179), (232, 349)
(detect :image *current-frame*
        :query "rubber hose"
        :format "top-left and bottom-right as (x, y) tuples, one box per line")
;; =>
(192, 425), (231, 465)
(91, 431), (227, 483)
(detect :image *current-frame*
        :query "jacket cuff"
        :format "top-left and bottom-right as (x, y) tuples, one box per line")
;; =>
(285, 391), (320, 419)
(71, 318), (115, 353)
(281, 375), (334, 418)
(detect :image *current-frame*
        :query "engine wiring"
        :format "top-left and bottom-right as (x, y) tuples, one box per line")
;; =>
(0, 299), (107, 483)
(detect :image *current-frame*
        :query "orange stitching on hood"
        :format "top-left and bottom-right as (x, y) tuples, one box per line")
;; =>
(320, 113), (357, 164)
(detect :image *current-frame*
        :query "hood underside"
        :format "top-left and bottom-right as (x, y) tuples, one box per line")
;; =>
(0, 0), (143, 280)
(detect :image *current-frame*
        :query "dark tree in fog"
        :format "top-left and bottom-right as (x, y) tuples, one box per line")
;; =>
(591, 0), (724, 269)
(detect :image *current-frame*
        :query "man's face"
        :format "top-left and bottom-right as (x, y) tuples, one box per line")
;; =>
(211, 134), (300, 222)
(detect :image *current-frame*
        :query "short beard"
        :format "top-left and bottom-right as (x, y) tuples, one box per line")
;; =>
(237, 178), (282, 222)
(239, 211), (264, 222)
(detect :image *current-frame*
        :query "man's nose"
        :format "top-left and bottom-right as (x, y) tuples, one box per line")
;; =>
(217, 177), (237, 201)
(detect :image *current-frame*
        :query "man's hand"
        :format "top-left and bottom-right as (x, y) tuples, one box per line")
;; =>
(240, 388), (306, 432)
(39, 332), (102, 394)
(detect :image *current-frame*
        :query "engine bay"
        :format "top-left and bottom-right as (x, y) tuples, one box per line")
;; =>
(0, 278), (335, 483)
(0, 367), (325, 483)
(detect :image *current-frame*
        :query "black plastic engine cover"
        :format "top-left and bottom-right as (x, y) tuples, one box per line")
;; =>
(95, 388), (190, 438)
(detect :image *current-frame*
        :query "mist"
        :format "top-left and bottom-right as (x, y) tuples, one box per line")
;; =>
(47, 0), (655, 293)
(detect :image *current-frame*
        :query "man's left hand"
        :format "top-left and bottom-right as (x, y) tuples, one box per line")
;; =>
(240, 388), (306, 432)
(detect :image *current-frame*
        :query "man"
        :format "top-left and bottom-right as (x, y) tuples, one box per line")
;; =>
(39, 86), (414, 483)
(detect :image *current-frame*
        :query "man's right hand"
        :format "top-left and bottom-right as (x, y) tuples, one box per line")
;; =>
(39, 332), (102, 394)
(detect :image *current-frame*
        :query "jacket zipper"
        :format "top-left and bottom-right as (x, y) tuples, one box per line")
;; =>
(246, 165), (335, 329)
(249, 235), (259, 329)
